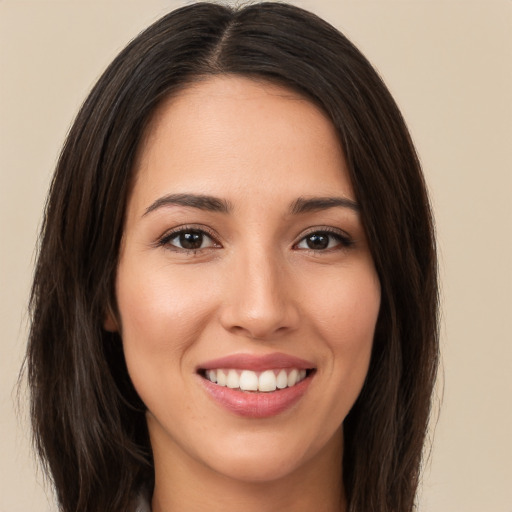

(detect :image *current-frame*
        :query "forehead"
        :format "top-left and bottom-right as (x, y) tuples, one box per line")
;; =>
(130, 75), (353, 213)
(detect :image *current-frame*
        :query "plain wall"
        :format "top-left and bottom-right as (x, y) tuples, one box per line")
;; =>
(1, 1), (510, 511)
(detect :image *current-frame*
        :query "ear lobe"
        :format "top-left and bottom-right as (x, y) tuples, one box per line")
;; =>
(103, 305), (119, 332)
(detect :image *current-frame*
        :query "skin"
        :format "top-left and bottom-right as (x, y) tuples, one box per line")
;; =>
(108, 76), (381, 512)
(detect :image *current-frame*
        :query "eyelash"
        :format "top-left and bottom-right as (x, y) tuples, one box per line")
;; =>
(157, 226), (354, 254)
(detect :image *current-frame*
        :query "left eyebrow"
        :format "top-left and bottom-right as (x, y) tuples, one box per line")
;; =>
(143, 193), (232, 217)
(289, 196), (360, 215)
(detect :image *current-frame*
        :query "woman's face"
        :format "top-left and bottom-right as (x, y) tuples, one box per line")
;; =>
(110, 76), (380, 484)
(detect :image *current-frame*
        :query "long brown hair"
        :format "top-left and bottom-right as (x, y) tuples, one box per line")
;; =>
(26, 3), (438, 511)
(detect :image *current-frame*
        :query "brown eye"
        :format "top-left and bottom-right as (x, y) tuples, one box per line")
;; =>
(296, 230), (352, 251)
(179, 231), (204, 249)
(162, 229), (217, 251)
(304, 233), (330, 250)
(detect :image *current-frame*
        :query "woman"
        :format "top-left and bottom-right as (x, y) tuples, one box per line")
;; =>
(26, 2), (438, 511)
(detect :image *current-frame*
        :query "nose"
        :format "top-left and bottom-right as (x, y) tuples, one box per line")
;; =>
(219, 249), (300, 340)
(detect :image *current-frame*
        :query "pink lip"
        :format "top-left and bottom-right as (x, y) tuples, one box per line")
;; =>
(198, 352), (314, 372)
(197, 352), (316, 419)
(200, 376), (312, 418)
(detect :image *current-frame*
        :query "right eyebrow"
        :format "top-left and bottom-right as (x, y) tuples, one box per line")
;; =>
(143, 193), (232, 217)
(289, 196), (360, 215)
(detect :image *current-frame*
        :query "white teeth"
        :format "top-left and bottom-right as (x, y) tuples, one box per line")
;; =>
(287, 368), (298, 387)
(239, 370), (259, 391)
(258, 370), (277, 392)
(216, 369), (227, 386)
(226, 369), (239, 388)
(204, 368), (310, 392)
(276, 369), (288, 389)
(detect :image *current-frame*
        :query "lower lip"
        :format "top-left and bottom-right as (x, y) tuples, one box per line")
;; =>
(200, 375), (312, 418)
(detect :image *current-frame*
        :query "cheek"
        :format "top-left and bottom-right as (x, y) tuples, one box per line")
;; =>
(310, 264), (380, 341)
(115, 260), (217, 379)
(114, 262), (219, 428)
(307, 264), (380, 391)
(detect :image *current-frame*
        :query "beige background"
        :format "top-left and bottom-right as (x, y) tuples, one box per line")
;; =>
(1, 1), (511, 510)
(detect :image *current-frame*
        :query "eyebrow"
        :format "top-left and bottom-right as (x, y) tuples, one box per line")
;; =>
(143, 193), (232, 216)
(143, 193), (359, 217)
(289, 196), (359, 214)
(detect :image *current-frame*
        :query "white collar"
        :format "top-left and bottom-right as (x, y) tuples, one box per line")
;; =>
(134, 492), (151, 512)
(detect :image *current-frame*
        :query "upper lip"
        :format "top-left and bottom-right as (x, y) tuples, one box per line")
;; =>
(197, 352), (315, 372)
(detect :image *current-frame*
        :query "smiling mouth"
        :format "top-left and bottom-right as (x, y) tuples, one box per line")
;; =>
(198, 368), (315, 393)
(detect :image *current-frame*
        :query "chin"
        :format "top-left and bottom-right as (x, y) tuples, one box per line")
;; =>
(207, 452), (307, 484)
(197, 425), (341, 485)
